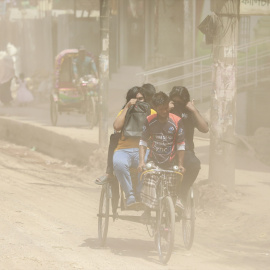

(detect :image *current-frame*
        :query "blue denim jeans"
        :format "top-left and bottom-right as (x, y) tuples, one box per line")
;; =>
(113, 148), (139, 199)
(113, 148), (150, 200)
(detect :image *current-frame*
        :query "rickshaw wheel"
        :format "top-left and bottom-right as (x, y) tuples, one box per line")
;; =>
(182, 188), (195, 250)
(98, 184), (110, 246)
(156, 196), (175, 264)
(50, 99), (58, 126)
(86, 97), (96, 129)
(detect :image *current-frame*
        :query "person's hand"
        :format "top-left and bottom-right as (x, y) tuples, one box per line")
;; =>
(185, 99), (196, 113)
(178, 165), (186, 174)
(169, 100), (174, 111)
(138, 162), (146, 173)
(125, 98), (137, 109)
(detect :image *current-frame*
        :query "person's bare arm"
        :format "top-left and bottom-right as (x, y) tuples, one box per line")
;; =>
(113, 99), (137, 131)
(186, 100), (209, 133)
(138, 145), (147, 172)
(169, 100), (174, 111)
(177, 150), (185, 173)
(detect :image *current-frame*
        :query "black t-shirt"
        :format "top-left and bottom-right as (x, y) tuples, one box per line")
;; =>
(170, 107), (195, 151)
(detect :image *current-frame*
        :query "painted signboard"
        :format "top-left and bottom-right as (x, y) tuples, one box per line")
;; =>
(240, 0), (270, 15)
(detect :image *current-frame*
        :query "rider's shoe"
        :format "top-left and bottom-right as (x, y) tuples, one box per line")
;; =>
(94, 174), (113, 185)
(176, 197), (185, 210)
(126, 195), (136, 206)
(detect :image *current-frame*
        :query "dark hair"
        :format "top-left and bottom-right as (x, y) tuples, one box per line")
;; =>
(142, 83), (156, 103)
(152, 91), (169, 107)
(125, 86), (145, 105)
(169, 86), (190, 105)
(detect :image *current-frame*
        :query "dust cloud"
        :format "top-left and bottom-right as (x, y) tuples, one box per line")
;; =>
(0, 1), (270, 269)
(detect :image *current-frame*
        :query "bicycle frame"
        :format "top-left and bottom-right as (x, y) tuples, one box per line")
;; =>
(97, 164), (195, 261)
(139, 165), (183, 263)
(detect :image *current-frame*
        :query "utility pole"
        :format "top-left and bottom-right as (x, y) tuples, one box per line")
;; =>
(99, 0), (110, 147)
(209, 0), (239, 189)
(183, 0), (193, 85)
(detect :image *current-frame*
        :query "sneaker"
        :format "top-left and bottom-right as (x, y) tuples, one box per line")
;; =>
(94, 174), (110, 185)
(176, 197), (185, 210)
(126, 195), (136, 206)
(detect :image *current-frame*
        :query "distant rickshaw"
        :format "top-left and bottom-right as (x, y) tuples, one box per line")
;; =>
(50, 49), (99, 128)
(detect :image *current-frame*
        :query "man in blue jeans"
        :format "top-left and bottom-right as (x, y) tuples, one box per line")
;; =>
(113, 87), (156, 206)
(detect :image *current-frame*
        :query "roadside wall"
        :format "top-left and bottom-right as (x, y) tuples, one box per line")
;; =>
(0, 117), (98, 165)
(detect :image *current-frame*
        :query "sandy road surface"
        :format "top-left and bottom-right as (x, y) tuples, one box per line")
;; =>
(0, 140), (270, 270)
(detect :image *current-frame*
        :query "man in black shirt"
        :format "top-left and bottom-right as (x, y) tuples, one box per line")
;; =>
(169, 86), (209, 207)
(138, 91), (185, 172)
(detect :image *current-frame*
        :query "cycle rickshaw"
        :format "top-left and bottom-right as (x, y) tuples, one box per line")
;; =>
(96, 162), (195, 264)
(50, 49), (99, 128)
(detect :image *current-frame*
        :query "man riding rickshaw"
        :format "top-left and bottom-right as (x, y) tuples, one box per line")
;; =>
(96, 90), (196, 264)
(73, 45), (98, 82)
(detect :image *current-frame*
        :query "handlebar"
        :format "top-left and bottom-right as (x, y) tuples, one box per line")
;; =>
(142, 162), (183, 173)
(140, 164), (183, 182)
(143, 167), (183, 173)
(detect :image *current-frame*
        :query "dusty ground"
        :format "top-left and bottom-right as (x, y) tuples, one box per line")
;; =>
(0, 140), (269, 270)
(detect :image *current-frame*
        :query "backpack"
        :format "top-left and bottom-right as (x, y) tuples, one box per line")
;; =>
(122, 101), (151, 138)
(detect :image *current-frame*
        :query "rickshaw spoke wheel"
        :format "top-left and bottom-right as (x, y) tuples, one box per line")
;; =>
(182, 188), (195, 250)
(156, 196), (175, 264)
(50, 99), (58, 126)
(98, 184), (110, 246)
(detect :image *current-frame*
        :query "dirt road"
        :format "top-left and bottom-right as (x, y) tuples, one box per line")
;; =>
(0, 140), (269, 270)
